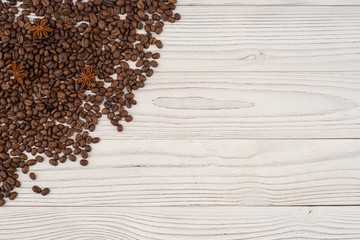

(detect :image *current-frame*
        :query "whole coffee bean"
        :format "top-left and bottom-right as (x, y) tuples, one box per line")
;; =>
(32, 186), (42, 194)
(22, 165), (29, 174)
(80, 150), (88, 158)
(29, 172), (36, 180)
(9, 192), (18, 200)
(152, 53), (160, 59)
(80, 159), (88, 166)
(36, 156), (44, 162)
(49, 159), (58, 166)
(41, 188), (50, 196)
(69, 155), (77, 162)
(0, 0), (180, 207)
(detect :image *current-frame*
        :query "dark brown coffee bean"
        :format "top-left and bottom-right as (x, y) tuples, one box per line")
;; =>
(22, 165), (29, 174)
(80, 150), (88, 159)
(49, 159), (58, 166)
(155, 40), (163, 48)
(41, 188), (50, 196)
(9, 192), (18, 200)
(152, 53), (160, 59)
(28, 160), (37, 166)
(150, 60), (158, 68)
(69, 155), (77, 162)
(29, 172), (36, 180)
(36, 156), (44, 162)
(0, 0), (180, 207)
(80, 159), (88, 166)
(32, 186), (42, 194)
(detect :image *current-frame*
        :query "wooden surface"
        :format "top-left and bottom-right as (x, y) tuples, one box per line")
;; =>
(3, 0), (360, 239)
(1, 207), (360, 240)
(5, 139), (360, 206)
(160, 6), (360, 72)
(95, 72), (360, 139)
(179, 0), (360, 5)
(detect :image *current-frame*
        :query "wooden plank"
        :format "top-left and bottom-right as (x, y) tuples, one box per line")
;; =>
(92, 72), (360, 139)
(1, 207), (360, 239)
(157, 6), (360, 72)
(5, 139), (360, 206)
(179, 0), (360, 6)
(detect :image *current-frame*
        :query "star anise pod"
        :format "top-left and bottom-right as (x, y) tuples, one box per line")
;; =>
(76, 67), (99, 90)
(29, 19), (53, 40)
(7, 62), (26, 86)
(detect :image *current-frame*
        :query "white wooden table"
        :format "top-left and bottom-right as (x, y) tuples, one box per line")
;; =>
(2, 0), (360, 239)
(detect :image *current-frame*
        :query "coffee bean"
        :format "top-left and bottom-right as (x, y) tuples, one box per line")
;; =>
(117, 125), (123, 132)
(152, 53), (160, 59)
(80, 150), (88, 159)
(32, 186), (42, 194)
(9, 192), (18, 200)
(150, 60), (158, 68)
(155, 40), (163, 48)
(29, 172), (36, 180)
(0, 0), (180, 207)
(22, 165), (29, 174)
(49, 159), (58, 166)
(36, 156), (44, 162)
(80, 159), (88, 166)
(41, 188), (50, 196)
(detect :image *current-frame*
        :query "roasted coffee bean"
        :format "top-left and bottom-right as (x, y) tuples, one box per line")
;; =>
(80, 159), (88, 166)
(29, 172), (36, 180)
(0, 0), (180, 206)
(41, 188), (50, 196)
(49, 159), (58, 166)
(35, 156), (44, 162)
(9, 192), (17, 200)
(80, 150), (88, 159)
(32, 186), (42, 194)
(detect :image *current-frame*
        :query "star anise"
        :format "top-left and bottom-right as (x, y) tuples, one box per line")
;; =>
(76, 67), (99, 90)
(7, 62), (26, 86)
(29, 19), (53, 40)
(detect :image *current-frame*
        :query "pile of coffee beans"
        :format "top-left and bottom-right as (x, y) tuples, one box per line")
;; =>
(0, 0), (180, 206)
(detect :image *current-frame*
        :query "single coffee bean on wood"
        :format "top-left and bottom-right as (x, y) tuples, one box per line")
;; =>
(29, 172), (36, 180)
(41, 188), (50, 196)
(0, 0), (180, 206)
(32, 186), (42, 194)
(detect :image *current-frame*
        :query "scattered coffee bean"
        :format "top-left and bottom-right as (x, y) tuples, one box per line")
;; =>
(80, 159), (89, 166)
(29, 172), (36, 180)
(41, 188), (50, 196)
(32, 186), (42, 194)
(0, 0), (180, 206)
(9, 192), (18, 200)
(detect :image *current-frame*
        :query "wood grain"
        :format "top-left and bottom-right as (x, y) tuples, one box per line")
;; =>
(179, 0), (360, 6)
(4, 139), (360, 206)
(1, 207), (360, 240)
(89, 72), (360, 139)
(158, 6), (360, 72)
